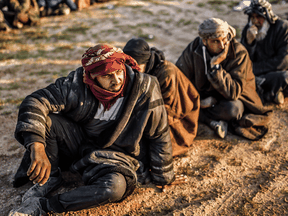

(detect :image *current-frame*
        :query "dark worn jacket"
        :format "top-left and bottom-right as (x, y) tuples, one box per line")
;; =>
(15, 65), (174, 186)
(241, 19), (288, 76)
(176, 37), (268, 115)
(150, 60), (200, 157)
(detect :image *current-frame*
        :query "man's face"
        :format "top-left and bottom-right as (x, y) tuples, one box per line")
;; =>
(250, 13), (266, 30)
(138, 63), (146, 73)
(96, 69), (124, 92)
(203, 35), (229, 56)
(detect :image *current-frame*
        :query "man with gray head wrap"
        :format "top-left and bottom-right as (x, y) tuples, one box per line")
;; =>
(241, 0), (288, 104)
(176, 18), (271, 140)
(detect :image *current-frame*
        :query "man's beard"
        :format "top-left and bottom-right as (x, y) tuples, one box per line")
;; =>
(250, 20), (270, 42)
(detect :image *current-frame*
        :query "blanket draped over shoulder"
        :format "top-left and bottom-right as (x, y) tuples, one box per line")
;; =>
(145, 48), (200, 156)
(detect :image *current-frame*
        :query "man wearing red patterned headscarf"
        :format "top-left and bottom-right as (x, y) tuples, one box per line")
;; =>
(81, 44), (140, 110)
(9, 44), (182, 215)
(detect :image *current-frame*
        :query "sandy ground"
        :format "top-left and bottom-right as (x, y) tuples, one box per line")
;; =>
(1, 0), (288, 215)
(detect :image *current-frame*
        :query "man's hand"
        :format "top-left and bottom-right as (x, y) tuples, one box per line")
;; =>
(156, 174), (188, 192)
(27, 142), (51, 186)
(246, 25), (258, 44)
(210, 41), (230, 67)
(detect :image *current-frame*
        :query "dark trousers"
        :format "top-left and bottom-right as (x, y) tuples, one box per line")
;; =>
(199, 99), (244, 125)
(37, 0), (77, 11)
(47, 172), (126, 212)
(41, 114), (126, 212)
(259, 70), (288, 99)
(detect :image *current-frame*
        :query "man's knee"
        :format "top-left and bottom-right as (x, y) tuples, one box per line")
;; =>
(282, 71), (288, 83)
(92, 172), (127, 202)
(107, 173), (126, 202)
(225, 100), (244, 120)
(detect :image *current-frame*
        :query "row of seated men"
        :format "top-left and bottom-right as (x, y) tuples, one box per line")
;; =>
(0, 0), (111, 30)
(8, 0), (288, 215)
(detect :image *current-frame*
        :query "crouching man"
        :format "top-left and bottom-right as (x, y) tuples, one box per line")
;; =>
(123, 38), (200, 157)
(9, 44), (180, 215)
(176, 18), (271, 140)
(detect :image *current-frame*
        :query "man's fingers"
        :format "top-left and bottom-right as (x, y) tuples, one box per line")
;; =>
(39, 169), (51, 186)
(170, 174), (188, 185)
(33, 167), (47, 184)
(29, 165), (42, 181)
(175, 174), (188, 181)
(157, 175), (188, 192)
(224, 41), (230, 53)
(27, 162), (37, 176)
(175, 174), (187, 178)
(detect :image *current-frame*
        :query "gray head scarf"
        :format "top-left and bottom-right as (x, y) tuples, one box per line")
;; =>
(198, 18), (236, 40)
(244, 0), (278, 24)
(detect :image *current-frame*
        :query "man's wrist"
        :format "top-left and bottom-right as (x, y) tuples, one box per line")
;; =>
(30, 142), (45, 151)
(211, 64), (220, 70)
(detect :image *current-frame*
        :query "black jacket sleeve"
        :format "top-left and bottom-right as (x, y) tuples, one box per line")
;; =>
(14, 68), (92, 147)
(144, 77), (174, 185)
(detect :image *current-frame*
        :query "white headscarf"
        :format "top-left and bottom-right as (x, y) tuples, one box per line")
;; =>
(198, 18), (236, 40)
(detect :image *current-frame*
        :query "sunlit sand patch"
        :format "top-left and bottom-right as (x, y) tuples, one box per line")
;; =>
(0, 42), (97, 53)
(0, 59), (81, 67)
(112, 0), (180, 6)
(0, 79), (15, 84)
(137, 0), (180, 6)
(117, 0), (149, 7)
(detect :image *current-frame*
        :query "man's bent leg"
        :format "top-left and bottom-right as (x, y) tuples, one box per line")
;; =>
(200, 100), (244, 138)
(260, 71), (288, 103)
(204, 99), (244, 121)
(45, 172), (127, 213)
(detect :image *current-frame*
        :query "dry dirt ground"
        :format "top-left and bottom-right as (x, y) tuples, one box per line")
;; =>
(1, 0), (288, 215)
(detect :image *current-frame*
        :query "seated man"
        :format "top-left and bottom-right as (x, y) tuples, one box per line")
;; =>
(176, 18), (271, 140)
(37, 0), (77, 17)
(9, 44), (178, 215)
(4, 0), (40, 28)
(0, 3), (10, 31)
(123, 38), (200, 156)
(241, 0), (288, 104)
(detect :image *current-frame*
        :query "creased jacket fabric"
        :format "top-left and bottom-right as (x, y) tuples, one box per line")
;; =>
(149, 60), (200, 156)
(176, 37), (268, 115)
(14, 65), (174, 186)
(241, 19), (288, 76)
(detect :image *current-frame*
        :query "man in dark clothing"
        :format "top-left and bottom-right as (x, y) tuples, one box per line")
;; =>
(241, 0), (288, 104)
(37, 0), (77, 17)
(3, 0), (40, 28)
(0, 7), (10, 31)
(123, 38), (200, 157)
(9, 44), (177, 215)
(176, 18), (271, 140)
